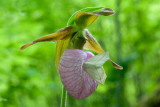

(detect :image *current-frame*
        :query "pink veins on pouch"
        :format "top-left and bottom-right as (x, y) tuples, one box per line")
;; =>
(59, 49), (98, 99)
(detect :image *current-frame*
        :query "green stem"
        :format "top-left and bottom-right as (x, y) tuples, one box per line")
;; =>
(61, 86), (67, 107)
(71, 31), (86, 50)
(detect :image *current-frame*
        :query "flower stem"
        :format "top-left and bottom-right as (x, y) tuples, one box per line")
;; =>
(61, 86), (67, 107)
(71, 31), (86, 50)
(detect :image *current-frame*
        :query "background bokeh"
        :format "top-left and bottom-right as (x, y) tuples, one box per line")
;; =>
(0, 0), (160, 107)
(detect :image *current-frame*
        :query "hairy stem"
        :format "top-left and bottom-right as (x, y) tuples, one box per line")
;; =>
(71, 31), (86, 50)
(61, 86), (67, 107)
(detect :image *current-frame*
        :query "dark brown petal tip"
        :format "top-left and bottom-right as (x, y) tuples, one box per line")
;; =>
(19, 42), (35, 50)
(109, 59), (123, 70)
(93, 7), (115, 16)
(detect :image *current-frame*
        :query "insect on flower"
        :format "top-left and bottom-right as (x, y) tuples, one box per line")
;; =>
(20, 7), (123, 99)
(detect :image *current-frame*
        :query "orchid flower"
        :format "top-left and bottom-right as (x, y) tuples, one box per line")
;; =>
(20, 7), (123, 100)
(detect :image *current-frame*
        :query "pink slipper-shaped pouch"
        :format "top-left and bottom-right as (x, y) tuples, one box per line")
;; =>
(59, 49), (98, 99)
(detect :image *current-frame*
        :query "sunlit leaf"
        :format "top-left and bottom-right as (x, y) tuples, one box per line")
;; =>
(20, 26), (73, 50)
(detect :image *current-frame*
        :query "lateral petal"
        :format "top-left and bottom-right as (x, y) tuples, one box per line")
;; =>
(84, 29), (123, 70)
(20, 26), (73, 50)
(109, 59), (123, 70)
(84, 29), (104, 53)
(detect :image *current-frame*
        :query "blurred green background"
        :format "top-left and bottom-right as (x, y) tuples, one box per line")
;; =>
(0, 0), (160, 107)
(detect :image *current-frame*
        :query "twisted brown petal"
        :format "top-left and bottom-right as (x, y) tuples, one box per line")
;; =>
(20, 26), (73, 50)
(84, 29), (123, 70)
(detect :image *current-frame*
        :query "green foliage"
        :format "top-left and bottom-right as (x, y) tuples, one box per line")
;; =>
(0, 0), (160, 107)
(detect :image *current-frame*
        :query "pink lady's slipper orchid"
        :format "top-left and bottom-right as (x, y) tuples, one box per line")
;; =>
(20, 7), (123, 99)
